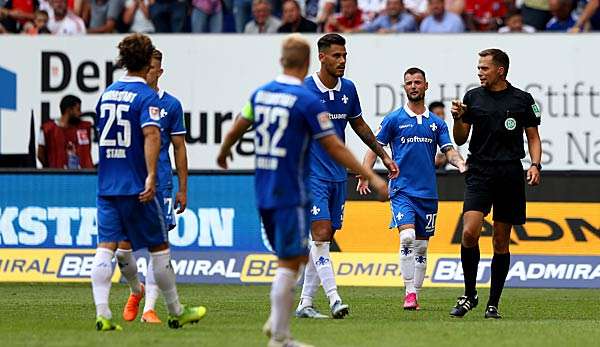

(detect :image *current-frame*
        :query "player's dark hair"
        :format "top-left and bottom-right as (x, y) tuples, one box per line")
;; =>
(504, 7), (522, 19)
(317, 34), (346, 52)
(479, 48), (509, 76)
(428, 101), (444, 110)
(60, 95), (81, 114)
(152, 49), (163, 63)
(116, 33), (155, 72)
(404, 67), (426, 80)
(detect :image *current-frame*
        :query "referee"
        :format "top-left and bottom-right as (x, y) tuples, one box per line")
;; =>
(449, 48), (542, 319)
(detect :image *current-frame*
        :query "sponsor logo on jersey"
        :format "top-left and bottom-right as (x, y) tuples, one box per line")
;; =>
(149, 106), (160, 120)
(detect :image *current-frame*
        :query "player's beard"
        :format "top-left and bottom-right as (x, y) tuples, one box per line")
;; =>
(407, 93), (424, 102)
(326, 64), (345, 78)
(67, 114), (81, 125)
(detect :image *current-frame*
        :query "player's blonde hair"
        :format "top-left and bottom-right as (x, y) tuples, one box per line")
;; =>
(280, 34), (310, 69)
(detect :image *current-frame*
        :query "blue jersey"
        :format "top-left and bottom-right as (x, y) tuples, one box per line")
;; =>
(157, 90), (186, 192)
(304, 73), (362, 182)
(96, 76), (161, 196)
(376, 105), (453, 200)
(241, 75), (336, 209)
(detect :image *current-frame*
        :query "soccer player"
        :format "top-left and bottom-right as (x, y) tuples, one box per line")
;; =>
(217, 34), (388, 347)
(295, 33), (399, 320)
(449, 49), (541, 319)
(117, 49), (188, 324)
(92, 33), (204, 331)
(358, 67), (466, 310)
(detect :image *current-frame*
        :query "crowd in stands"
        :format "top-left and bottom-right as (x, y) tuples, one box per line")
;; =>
(0, 0), (598, 34)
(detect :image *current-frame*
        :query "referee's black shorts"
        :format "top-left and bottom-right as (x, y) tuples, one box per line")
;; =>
(463, 160), (526, 225)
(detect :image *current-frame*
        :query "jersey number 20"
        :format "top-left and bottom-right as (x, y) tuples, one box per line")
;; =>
(254, 105), (289, 157)
(99, 103), (131, 147)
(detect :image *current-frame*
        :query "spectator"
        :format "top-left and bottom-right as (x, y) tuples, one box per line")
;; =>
(420, 0), (465, 32)
(38, 95), (93, 169)
(464, 0), (509, 31)
(1, 0), (38, 33)
(278, 0), (317, 32)
(148, 0), (186, 32)
(360, 0), (416, 32)
(359, 0), (386, 21)
(446, 0), (465, 14)
(47, 0), (86, 34)
(83, 0), (125, 33)
(191, 0), (223, 33)
(122, 0), (154, 33)
(546, 0), (576, 31)
(498, 8), (536, 32)
(428, 101), (449, 170)
(244, 0), (280, 33)
(314, 0), (336, 28)
(233, 0), (252, 32)
(403, 0), (428, 21)
(571, 0), (600, 31)
(23, 9), (51, 33)
(325, 0), (367, 32)
(521, 0), (551, 31)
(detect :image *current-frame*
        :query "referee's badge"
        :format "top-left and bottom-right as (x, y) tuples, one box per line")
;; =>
(532, 103), (542, 118)
(505, 117), (516, 130)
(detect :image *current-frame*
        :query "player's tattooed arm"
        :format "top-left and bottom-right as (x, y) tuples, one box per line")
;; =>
(442, 146), (467, 173)
(350, 117), (399, 178)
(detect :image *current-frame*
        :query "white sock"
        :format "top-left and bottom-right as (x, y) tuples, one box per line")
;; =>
(115, 248), (142, 295)
(270, 267), (297, 340)
(151, 249), (182, 316)
(311, 241), (341, 307)
(144, 256), (160, 313)
(414, 239), (429, 296)
(297, 247), (319, 310)
(91, 248), (114, 319)
(399, 229), (416, 295)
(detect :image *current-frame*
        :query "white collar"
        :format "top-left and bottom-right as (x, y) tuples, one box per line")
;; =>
(312, 72), (341, 93)
(157, 89), (165, 99)
(275, 74), (302, 85)
(118, 75), (147, 83)
(404, 103), (430, 118)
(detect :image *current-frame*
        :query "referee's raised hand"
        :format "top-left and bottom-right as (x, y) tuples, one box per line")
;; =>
(451, 100), (467, 119)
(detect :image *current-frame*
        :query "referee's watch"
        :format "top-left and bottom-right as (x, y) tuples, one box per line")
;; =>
(531, 162), (542, 171)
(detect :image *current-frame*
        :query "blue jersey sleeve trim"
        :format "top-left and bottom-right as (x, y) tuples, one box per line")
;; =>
(440, 143), (453, 149)
(312, 130), (336, 140)
(142, 121), (161, 128)
(170, 131), (187, 135)
(348, 112), (362, 119)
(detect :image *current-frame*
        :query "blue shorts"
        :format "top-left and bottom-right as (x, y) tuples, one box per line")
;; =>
(160, 188), (176, 231)
(97, 194), (168, 251)
(260, 206), (310, 259)
(309, 177), (347, 230)
(389, 192), (438, 238)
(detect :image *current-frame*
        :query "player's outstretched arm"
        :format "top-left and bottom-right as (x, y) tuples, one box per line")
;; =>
(451, 100), (471, 146)
(171, 135), (188, 213)
(442, 146), (467, 173)
(217, 115), (253, 169)
(349, 117), (399, 179)
(525, 126), (542, 186)
(140, 125), (160, 203)
(318, 134), (389, 201)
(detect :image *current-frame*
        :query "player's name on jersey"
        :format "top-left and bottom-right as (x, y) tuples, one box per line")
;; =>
(101, 90), (138, 103)
(105, 148), (126, 158)
(256, 156), (279, 170)
(255, 91), (298, 108)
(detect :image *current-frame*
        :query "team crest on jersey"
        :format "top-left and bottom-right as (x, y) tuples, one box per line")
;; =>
(318, 112), (334, 130)
(505, 117), (516, 130)
(160, 108), (168, 118)
(341, 94), (349, 104)
(149, 106), (160, 121)
(532, 103), (541, 118)
(429, 123), (438, 132)
(311, 205), (320, 216)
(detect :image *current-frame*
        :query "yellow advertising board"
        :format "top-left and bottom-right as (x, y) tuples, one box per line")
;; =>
(336, 202), (600, 255)
(0, 249), (121, 282)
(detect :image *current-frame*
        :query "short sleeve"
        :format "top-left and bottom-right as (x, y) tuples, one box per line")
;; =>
(375, 114), (394, 146)
(170, 100), (186, 135)
(303, 98), (336, 139)
(461, 92), (473, 124)
(523, 93), (541, 128)
(349, 83), (363, 119)
(437, 120), (453, 150)
(139, 92), (162, 128)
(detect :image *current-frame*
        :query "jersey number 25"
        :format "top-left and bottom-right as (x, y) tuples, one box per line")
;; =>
(99, 103), (131, 147)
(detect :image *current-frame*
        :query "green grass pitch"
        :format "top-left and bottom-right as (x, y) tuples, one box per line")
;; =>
(1, 283), (598, 346)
